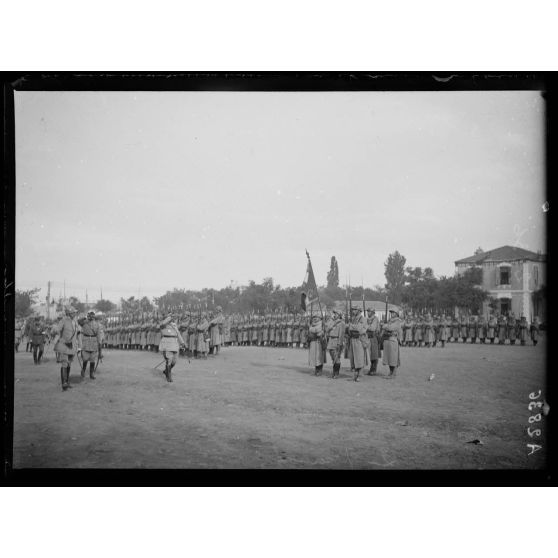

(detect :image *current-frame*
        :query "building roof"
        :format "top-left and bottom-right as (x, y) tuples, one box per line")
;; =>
(455, 245), (545, 265)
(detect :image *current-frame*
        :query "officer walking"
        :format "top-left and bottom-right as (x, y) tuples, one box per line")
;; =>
(158, 313), (186, 382)
(53, 305), (79, 391)
(79, 310), (103, 380)
(30, 316), (47, 364)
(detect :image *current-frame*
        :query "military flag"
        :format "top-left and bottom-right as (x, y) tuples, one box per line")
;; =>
(301, 250), (319, 311)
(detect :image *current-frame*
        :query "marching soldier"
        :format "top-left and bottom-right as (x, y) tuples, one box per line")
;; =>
(308, 313), (325, 376)
(365, 308), (381, 374)
(413, 314), (424, 347)
(382, 310), (403, 378)
(14, 319), (24, 352)
(477, 315), (487, 343)
(459, 314), (468, 343)
(450, 315), (460, 342)
(326, 309), (345, 378)
(158, 313), (186, 382)
(53, 305), (79, 391)
(507, 313), (517, 345)
(299, 315), (308, 348)
(497, 313), (507, 345)
(197, 312), (210, 358)
(30, 316), (47, 364)
(347, 307), (368, 382)
(402, 314), (413, 347)
(79, 310), (103, 380)
(209, 306), (225, 355)
(424, 313), (435, 348)
(530, 317), (540, 346)
(292, 314), (301, 348)
(518, 315), (529, 345)
(437, 314), (448, 348)
(468, 315), (477, 344)
(487, 313), (497, 344)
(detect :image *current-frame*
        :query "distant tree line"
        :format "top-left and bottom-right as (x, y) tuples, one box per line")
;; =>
(14, 250), (489, 318)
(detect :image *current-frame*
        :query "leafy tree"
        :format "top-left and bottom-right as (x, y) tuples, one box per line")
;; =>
(95, 299), (117, 313)
(384, 251), (407, 304)
(68, 296), (85, 314)
(15, 288), (40, 317)
(326, 256), (339, 288)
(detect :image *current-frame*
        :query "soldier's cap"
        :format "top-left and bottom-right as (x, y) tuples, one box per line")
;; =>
(389, 310), (400, 317)
(366, 307), (375, 313)
(216, 306), (222, 312)
(65, 305), (77, 314)
(332, 309), (342, 317)
(87, 310), (95, 316)
(351, 306), (361, 312)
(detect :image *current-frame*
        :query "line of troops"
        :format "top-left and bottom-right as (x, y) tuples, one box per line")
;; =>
(101, 305), (403, 383)
(15, 304), (543, 391)
(398, 313), (541, 347)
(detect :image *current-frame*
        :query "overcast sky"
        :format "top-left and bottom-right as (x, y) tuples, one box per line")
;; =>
(15, 90), (546, 303)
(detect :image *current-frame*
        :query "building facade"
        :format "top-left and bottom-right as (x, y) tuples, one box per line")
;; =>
(455, 246), (546, 321)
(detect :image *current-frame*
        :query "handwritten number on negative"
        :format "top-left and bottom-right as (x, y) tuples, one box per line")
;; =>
(528, 401), (543, 411)
(527, 427), (541, 438)
(529, 390), (542, 400)
(527, 444), (542, 455)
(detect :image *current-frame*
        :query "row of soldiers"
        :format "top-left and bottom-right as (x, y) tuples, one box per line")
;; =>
(399, 313), (541, 347)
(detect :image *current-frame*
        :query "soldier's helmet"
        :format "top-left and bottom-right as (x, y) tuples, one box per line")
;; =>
(65, 305), (77, 315)
(87, 310), (95, 318)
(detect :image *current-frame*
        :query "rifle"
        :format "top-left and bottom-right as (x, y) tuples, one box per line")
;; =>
(344, 281), (350, 359)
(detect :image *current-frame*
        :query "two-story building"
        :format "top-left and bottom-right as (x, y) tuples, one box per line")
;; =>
(454, 245), (546, 321)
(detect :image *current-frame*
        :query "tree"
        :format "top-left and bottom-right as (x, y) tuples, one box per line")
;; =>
(95, 299), (117, 313)
(384, 251), (407, 304)
(68, 296), (85, 314)
(326, 256), (339, 288)
(15, 288), (40, 317)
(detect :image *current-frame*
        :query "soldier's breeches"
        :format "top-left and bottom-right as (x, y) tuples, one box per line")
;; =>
(81, 350), (98, 363)
(163, 350), (178, 366)
(328, 348), (341, 364)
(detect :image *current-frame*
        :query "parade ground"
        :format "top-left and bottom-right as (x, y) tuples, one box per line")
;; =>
(13, 339), (547, 469)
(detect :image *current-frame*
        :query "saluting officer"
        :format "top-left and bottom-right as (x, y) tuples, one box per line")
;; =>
(79, 311), (103, 380)
(53, 305), (79, 391)
(158, 313), (186, 382)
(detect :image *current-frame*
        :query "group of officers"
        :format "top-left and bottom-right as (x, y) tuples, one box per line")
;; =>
(15, 302), (542, 390)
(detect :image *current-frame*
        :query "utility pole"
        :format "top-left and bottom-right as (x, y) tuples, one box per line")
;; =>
(46, 280), (51, 320)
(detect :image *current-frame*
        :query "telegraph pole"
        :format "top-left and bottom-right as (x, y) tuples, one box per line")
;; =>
(46, 280), (51, 320)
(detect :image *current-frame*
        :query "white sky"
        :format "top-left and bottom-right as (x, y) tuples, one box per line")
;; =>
(15, 90), (546, 303)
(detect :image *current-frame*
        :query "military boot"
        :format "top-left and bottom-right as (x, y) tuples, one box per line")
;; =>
(89, 362), (96, 380)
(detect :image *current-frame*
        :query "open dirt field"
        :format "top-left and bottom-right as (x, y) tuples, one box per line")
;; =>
(13, 338), (547, 469)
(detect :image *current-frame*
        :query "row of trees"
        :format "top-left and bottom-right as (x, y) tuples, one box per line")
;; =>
(14, 250), (488, 318)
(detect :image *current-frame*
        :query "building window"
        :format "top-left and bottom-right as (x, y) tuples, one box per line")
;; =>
(500, 299), (510, 315)
(534, 266), (539, 286)
(499, 267), (510, 285)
